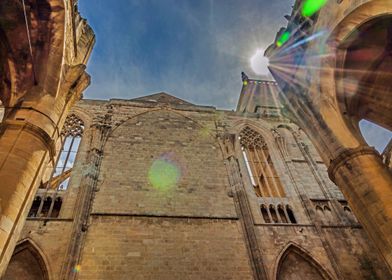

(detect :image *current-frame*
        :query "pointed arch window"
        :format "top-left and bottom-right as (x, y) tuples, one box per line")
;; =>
(240, 126), (285, 197)
(49, 114), (84, 191)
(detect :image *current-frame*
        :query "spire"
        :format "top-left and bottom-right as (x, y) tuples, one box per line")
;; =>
(241, 72), (249, 82)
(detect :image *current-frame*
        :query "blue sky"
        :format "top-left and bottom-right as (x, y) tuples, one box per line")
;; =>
(78, 0), (391, 152)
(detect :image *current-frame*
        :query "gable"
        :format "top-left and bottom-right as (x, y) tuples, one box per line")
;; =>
(131, 92), (195, 106)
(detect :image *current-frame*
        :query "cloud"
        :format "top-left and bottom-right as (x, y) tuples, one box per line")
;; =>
(79, 0), (293, 109)
(78, 0), (391, 149)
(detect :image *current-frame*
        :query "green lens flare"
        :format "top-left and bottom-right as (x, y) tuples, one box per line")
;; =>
(301, 0), (328, 17)
(148, 159), (180, 191)
(277, 31), (290, 47)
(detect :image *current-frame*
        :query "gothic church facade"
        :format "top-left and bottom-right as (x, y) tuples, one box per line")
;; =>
(3, 76), (391, 280)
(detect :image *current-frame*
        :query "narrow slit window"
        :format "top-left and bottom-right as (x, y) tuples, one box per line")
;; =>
(51, 197), (63, 218)
(40, 197), (52, 217)
(28, 197), (42, 217)
(286, 206), (297, 224)
(261, 205), (271, 223)
(278, 205), (288, 223)
(270, 205), (279, 223)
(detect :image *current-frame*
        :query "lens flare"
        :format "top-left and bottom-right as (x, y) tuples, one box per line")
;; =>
(277, 31), (290, 47)
(301, 0), (328, 17)
(73, 265), (81, 273)
(250, 49), (270, 76)
(148, 154), (181, 191)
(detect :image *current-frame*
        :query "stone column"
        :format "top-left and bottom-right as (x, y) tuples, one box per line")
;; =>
(0, 102), (58, 274)
(329, 146), (392, 267)
(61, 112), (112, 280)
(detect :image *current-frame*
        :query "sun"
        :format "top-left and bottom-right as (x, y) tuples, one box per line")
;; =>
(250, 49), (270, 76)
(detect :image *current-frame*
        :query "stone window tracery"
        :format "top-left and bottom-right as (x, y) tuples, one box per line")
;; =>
(49, 114), (84, 191)
(28, 114), (84, 219)
(240, 126), (285, 197)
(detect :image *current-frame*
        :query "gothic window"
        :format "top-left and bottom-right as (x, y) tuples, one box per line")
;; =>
(277, 245), (332, 280)
(338, 200), (357, 223)
(27, 114), (83, 219)
(3, 240), (49, 280)
(315, 205), (324, 218)
(40, 197), (52, 217)
(323, 206), (333, 222)
(261, 204), (271, 223)
(240, 126), (285, 197)
(49, 114), (84, 191)
(286, 206), (297, 224)
(50, 197), (63, 218)
(261, 204), (297, 224)
(28, 197), (42, 217)
(270, 205), (279, 223)
(278, 205), (289, 223)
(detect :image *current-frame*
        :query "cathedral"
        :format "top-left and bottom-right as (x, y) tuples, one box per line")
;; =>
(2, 76), (391, 279)
(1, 0), (392, 279)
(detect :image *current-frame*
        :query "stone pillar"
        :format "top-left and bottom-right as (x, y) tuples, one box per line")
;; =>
(329, 146), (392, 267)
(61, 112), (112, 280)
(0, 103), (58, 274)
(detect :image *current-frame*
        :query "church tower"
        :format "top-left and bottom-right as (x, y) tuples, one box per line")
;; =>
(3, 76), (391, 279)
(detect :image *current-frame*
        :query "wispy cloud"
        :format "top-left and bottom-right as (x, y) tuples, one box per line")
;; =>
(79, 0), (293, 108)
(79, 0), (391, 150)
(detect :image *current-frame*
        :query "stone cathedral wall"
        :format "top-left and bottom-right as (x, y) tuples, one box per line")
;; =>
(5, 96), (392, 279)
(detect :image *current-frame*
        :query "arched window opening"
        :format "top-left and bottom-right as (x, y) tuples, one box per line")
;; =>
(278, 205), (288, 223)
(239, 126), (285, 197)
(48, 114), (84, 191)
(28, 197), (42, 218)
(261, 205), (271, 223)
(270, 205), (279, 223)
(277, 245), (333, 280)
(50, 197), (63, 218)
(315, 205), (324, 220)
(323, 206), (333, 222)
(343, 206), (357, 223)
(3, 240), (50, 280)
(286, 206), (297, 224)
(40, 197), (52, 217)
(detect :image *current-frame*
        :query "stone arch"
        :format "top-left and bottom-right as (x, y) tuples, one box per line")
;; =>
(3, 239), (52, 280)
(0, 0), (67, 108)
(231, 120), (284, 162)
(335, 14), (392, 131)
(319, 0), (392, 140)
(274, 244), (334, 280)
(107, 108), (220, 149)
